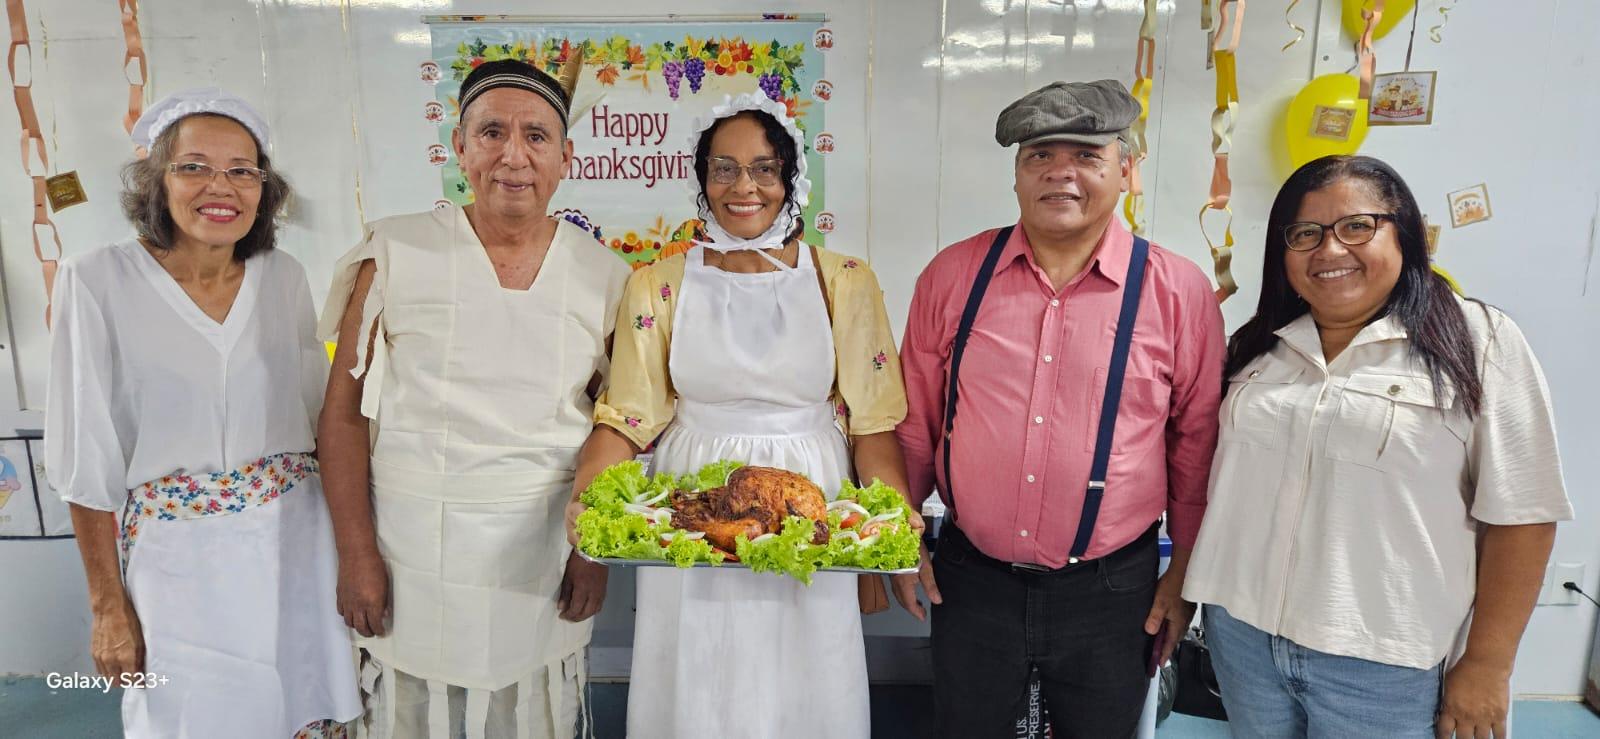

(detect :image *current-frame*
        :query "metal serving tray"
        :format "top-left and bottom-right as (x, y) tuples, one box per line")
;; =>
(578, 550), (918, 576)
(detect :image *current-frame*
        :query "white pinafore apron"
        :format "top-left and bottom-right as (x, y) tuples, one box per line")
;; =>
(326, 208), (626, 739)
(626, 244), (870, 738)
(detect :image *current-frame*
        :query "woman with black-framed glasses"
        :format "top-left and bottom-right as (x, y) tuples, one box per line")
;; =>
(568, 93), (915, 738)
(1180, 155), (1571, 738)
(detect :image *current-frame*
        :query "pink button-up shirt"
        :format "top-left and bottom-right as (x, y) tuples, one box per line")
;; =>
(898, 219), (1225, 566)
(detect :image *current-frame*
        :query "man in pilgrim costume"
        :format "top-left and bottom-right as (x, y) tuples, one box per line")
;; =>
(317, 57), (629, 738)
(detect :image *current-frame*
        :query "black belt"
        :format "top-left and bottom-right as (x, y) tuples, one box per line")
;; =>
(940, 521), (1159, 576)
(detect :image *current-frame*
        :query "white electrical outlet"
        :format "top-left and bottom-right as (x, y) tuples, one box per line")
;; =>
(1538, 562), (1586, 606)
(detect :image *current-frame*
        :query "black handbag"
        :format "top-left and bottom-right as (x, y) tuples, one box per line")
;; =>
(1167, 625), (1228, 721)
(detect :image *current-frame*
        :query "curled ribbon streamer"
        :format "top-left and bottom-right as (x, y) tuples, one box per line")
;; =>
(1199, 203), (1238, 302)
(118, 0), (147, 154)
(6, 0), (61, 326)
(1356, 0), (1385, 100)
(1200, 0), (1243, 303)
(1282, 0), (1306, 52)
(1123, 0), (1157, 235)
(340, 0), (366, 225)
(1430, 1), (1455, 43)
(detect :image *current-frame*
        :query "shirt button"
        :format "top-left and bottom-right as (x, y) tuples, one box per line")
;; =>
(1050, 299), (1060, 307)
(1026, 474), (1036, 483)
(1034, 416), (1044, 424)
(1043, 355), (1053, 363)
(1020, 530), (1029, 537)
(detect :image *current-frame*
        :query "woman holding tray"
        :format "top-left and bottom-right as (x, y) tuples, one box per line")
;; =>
(567, 92), (915, 738)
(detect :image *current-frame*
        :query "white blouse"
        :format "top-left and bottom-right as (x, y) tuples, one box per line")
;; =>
(1183, 296), (1573, 670)
(45, 239), (328, 509)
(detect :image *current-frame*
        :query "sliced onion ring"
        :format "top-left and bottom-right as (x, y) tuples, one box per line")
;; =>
(637, 488), (672, 507)
(827, 500), (871, 517)
(658, 530), (706, 543)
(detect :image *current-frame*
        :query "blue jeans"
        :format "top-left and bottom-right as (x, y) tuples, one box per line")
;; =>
(1204, 605), (1443, 739)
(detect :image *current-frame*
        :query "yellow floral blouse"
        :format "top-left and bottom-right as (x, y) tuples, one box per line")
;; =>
(595, 246), (908, 450)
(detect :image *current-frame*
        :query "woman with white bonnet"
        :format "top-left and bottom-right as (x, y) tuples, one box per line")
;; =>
(570, 93), (916, 737)
(45, 88), (360, 737)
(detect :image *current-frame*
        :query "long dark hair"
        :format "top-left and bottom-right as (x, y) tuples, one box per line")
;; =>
(119, 113), (293, 262)
(693, 110), (805, 244)
(1225, 155), (1482, 416)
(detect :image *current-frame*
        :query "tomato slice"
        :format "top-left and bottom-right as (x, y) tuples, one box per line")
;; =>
(841, 512), (864, 529)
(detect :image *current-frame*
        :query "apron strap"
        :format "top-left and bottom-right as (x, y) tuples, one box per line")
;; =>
(544, 655), (563, 739)
(515, 676), (535, 739)
(426, 679), (450, 739)
(354, 654), (379, 739)
(464, 687), (490, 739)
(380, 663), (398, 739)
(1068, 236), (1151, 559)
(576, 650), (593, 739)
(941, 225), (1014, 522)
(752, 246), (795, 272)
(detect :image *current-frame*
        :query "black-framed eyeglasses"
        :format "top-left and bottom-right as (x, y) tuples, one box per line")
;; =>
(707, 156), (783, 187)
(168, 161), (269, 189)
(1283, 213), (1393, 252)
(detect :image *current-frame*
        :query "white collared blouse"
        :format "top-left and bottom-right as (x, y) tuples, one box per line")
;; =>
(1183, 295), (1573, 669)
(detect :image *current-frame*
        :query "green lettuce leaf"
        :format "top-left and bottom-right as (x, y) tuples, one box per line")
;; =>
(831, 478), (922, 571)
(576, 462), (919, 579)
(734, 516), (831, 584)
(580, 460), (651, 511)
(682, 459), (744, 492)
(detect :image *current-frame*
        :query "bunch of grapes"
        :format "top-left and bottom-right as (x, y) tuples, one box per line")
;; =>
(758, 73), (783, 102)
(662, 60), (684, 100)
(684, 58), (706, 93)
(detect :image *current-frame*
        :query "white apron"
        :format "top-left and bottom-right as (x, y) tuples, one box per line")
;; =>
(121, 459), (360, 739)
(45, 243), (362, 738)
(322, 207), (629, 739)
(627, 244), (870, 738)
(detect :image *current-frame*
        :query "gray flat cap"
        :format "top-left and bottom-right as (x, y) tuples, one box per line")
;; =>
(995, 79), (1141, 148)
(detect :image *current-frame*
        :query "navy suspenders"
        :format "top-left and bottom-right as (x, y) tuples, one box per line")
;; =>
(940, 226), (1013, 525)
(940, 227), (1150, 561)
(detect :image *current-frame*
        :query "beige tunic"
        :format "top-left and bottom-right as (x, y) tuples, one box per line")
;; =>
(318, 206), (629, 737)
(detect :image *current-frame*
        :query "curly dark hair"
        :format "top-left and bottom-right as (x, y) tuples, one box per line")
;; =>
(693, 110), (805, 245)
(119, 113), (293, 261)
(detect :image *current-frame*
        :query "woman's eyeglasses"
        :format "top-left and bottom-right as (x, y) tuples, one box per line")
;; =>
(1283, 213), (1393, 252)
(168, 161), (269, 188)
(707, 156), (783, 187)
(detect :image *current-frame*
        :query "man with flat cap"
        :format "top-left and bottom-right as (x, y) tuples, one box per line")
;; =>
(317, 57), (628, 737)
(894, 79), (1226, 737)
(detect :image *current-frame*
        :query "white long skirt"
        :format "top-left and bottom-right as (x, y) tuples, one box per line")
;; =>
(626, 405), (870, 739)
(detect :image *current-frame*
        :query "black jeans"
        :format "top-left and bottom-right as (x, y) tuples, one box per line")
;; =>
(930, 523), (1160, 739)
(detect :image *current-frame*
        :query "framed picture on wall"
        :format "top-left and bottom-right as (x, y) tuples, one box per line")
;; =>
(1370, 71), (1437, 126)
(0, 438), (42, 537)
(1448, 184), (1493, 228)
(1310, 105), (1357, 141)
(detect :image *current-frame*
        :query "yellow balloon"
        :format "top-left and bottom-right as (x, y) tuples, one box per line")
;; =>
(1432, 265), (1463, 295)
(1342, 0), (1416, 41)
(1284, 73), (1370, 170)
